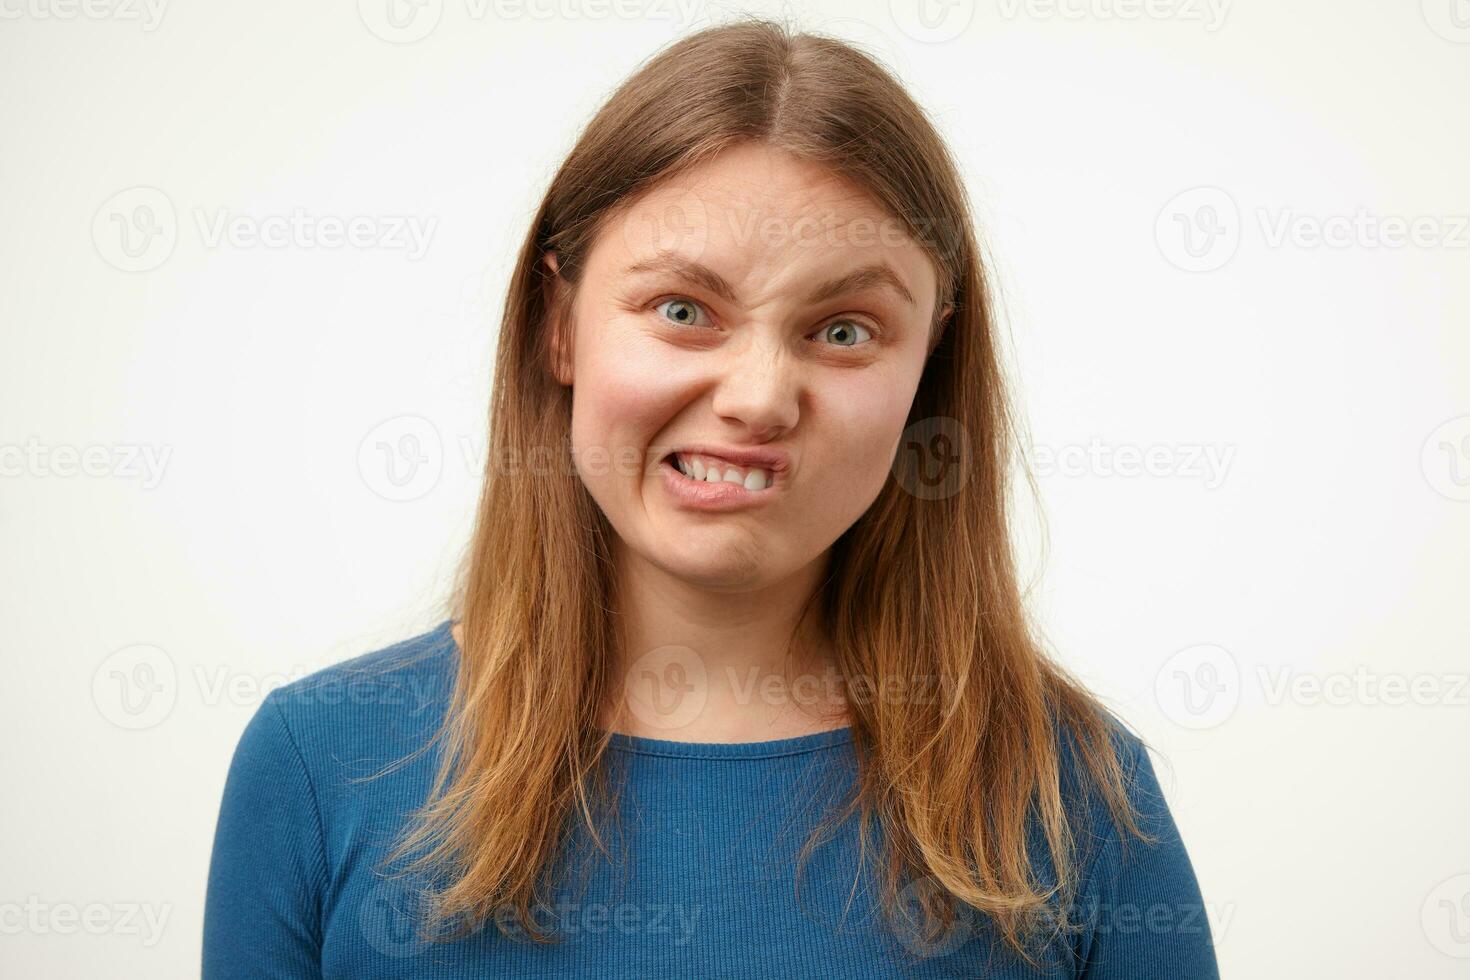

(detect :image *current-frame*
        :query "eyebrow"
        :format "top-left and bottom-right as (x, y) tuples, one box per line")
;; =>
(621, 254), (917, 309)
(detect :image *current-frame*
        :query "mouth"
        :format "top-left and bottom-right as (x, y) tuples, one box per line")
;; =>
(660, 450), (779, 491)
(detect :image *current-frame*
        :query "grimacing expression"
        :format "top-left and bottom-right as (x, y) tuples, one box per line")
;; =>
(550, 142), (945, 591)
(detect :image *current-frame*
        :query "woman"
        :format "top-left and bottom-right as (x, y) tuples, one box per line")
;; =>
(203, 18), (1219, 978)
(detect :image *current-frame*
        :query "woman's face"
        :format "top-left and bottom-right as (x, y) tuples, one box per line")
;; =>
(551, 142), (945, 591)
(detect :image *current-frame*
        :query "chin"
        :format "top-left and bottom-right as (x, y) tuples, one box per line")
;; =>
(649, 535), (777, 590)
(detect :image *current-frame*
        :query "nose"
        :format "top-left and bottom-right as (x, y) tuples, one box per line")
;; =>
(708, 330), (801, 440)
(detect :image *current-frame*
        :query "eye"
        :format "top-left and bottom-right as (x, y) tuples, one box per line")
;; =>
(816, 319), (874, 347)
(655, 297), (708, 328)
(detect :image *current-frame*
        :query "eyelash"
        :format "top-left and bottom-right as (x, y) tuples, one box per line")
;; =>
(652, 296), (879, 348)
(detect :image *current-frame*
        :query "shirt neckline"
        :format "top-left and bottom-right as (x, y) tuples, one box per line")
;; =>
(439, 619), (854, 760)
(602, 726), (853, 760)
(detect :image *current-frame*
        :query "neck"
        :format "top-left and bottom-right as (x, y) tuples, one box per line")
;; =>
(599, 544), (850, 743)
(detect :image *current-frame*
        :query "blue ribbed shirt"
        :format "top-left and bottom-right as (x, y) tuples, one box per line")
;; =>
(203, 620), (1220, 978)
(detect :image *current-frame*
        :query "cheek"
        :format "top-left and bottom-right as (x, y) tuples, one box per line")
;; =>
(568, 324), (684, 477)
(800, 371), (917, 517)
(842, 366), (918, 454)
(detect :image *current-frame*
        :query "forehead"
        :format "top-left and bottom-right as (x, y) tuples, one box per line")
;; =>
(674, 142), (879, 218)
(587, 143), (939, 308)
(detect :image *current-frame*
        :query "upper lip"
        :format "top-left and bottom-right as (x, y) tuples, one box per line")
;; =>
(663, 443), (792, 474)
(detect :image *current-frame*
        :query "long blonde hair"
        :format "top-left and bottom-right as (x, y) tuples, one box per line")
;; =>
(384, 16), (1150, 966)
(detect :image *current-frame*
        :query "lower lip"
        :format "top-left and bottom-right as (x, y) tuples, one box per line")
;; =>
(658, 457), (780, 512)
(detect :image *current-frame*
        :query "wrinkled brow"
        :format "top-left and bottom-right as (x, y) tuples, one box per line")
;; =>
(621, 254), (916, 308)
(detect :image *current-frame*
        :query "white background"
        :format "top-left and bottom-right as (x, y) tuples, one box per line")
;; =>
(2, 1), (1468, 976)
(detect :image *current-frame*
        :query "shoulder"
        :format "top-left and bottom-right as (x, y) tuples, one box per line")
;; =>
(1052, 704), (1166, 837)
(264, 619), (457, 734)
(232, 620), (459, 807)
(1051, 708), (1220, 977)
(266, 620), (458, 719)
(207, 622), (459, 968)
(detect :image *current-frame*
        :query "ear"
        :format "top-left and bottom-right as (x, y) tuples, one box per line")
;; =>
(926, 302), (954, 356)
(543, 250), (573, 387)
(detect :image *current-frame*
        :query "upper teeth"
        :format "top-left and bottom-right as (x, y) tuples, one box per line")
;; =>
(674, 453), (772, 491)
